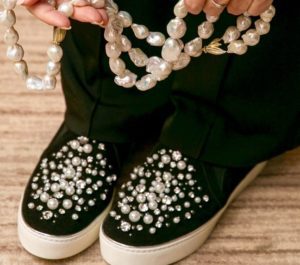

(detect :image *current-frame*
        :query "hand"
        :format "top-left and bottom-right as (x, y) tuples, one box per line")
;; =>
(184, 0), (273, 17)
(18, 0), (108, 30)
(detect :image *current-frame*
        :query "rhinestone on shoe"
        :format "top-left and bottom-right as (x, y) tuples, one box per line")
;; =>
(27, 136), (116, 222)
(110, 149), (210, 234)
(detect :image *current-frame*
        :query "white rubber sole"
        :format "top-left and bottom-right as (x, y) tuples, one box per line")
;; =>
(18, 196), (114, 260)
(100, 162), (267, 265)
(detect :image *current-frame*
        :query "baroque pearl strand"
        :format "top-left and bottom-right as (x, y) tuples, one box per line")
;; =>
(0, 0), (275, 91)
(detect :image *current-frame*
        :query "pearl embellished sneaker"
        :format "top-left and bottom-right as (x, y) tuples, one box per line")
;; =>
(100, 147), (267, 265)
(18, 124), (128, 259)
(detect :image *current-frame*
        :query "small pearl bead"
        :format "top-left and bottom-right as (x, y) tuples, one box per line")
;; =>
(47, 198), (59, 210)
(129, 211), (141, 222)
(40, 192), (50, 203)
(62, 199), (73, 210)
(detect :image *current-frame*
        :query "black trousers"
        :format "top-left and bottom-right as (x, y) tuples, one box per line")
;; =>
(60, 0), (300, 167)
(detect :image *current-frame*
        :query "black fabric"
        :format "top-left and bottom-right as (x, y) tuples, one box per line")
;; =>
(102, 145), (254, 247)
(21, 123), (129, 236)
(61, 0), (300, 167)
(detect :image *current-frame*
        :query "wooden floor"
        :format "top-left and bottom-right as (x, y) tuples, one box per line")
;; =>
(0, 8), (300, 265)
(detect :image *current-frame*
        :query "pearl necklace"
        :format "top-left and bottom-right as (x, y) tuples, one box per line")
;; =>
(0, 0), (275, 91)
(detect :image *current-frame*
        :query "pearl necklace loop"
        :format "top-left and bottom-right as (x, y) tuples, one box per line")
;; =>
(0, 0), (276, 91)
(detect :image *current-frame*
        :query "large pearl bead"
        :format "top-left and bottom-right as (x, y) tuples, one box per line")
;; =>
(6, 44), (24, 62)
(161, 38), (182, 63)
(174, 0), (188, 19)
(198, 21), (214, 39)
(147, 32), (166, 47)
(228, 40), (248, 55)
(146, 56), (172, 81)
(47, 198), (59, 210)
(14, 60), (28, 79)
(105, 42), (122, 59)
(255, 19), (270, 35)
(223, 26), (240, 44)
(242, 29), (260, 46)
(2, 0), (17, 10)
(167, 17), (187, 39)
(118, 11), (132, 28)
(0, 10), (16, 28)
(62, 199), (73, 210)
(184, 37), (203, 57)
(46, 61), (61, 76)
(3, 27), (19, 45)
(47, 44), (63, 63)
(114, 70), (137, 88)
(26, 76), (44, 90)
(131, 24), (149, 39)
(128, 48), (149, 67)
(43, 75), (56, 90)
(109, 58), (126, 76)
(135, 74), (157, 91)
(260, 5), (275, 23)
(129, 210), (141, 223)
(119, 35), (132, 51)
(236, 15), (252, 31)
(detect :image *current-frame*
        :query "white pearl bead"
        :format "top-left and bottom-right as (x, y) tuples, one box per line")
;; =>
(114, 70), (137, 88)
(146, 56), (172, 81)
(47, 198), (59, 210)
(46, 61), (61, 76)
(14, 60), (28, 79)
(43, 75), (56, 90)
(223, 26), (241, 44)
(255, 19), (270, 35)
(4, 27), (19, 45)
(121, 205), (130, 214)
(40, 192), (50, 203)
(242, 29), (260, 46)
(62, 199), (73, 210)
(184, 37), (203, 57)
(51, 183), (60, 192)
(47, 44), (63, 63)
(129, 210), (141, 222)
(118, 11), (132, 28)
(0, 10), (16, 28)
(6, 44), (24, 62)
(236, 15), (252, 31)
(131, 24), (149, 39)
(119, 35), (132, 52)
(128, 48), (148, 67)
(228, 40), (248, 55)
(2, 0), (17, 10)
(167, 17), (187, 39)
(109, 57), (126, 76)
(83, 143), (93, 153)
(135, 74), (157, 91)
(147, 32), (166, 47)
(105, 42), (121, 59)
(143, 214), (154, 224)
(104, 25), (119, 43)
(162, 38), (182, 63)
(58, 2), (74, 17)
(260, 5), (275, 23)
(198, 21), (214, 39)
(174, 0), (188, 19)
(26, 76), (44, 90)
(66, 186), (75, 196)
(172, 52), (191, 71)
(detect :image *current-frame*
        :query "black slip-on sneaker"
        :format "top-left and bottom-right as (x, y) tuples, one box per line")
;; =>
(100, 146), (267, 265)
(18, 123), (129, 259)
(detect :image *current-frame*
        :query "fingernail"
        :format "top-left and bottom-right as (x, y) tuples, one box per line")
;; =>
(92, 21), (107, 28)
(61, 26), (72, 30)
(17, 0), (24, 5)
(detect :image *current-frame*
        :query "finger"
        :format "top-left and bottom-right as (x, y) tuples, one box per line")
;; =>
(184, 0), (207, 15)
(18, 0), (40, 7)
(227, 0), (252, 15)
(247, 0), (273, 16)
(203, 0), (230, 16)
(27, 2), (71, 28)
(71, 5), (104, 24)
(96, 8), (109, 25)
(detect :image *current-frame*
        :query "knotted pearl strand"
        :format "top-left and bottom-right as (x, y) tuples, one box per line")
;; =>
(0, 0), (276, 91)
